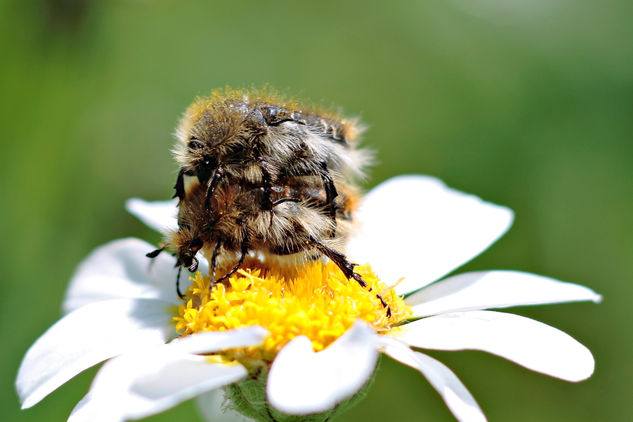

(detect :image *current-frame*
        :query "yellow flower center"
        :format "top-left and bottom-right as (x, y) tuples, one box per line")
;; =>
(174, 259), (412, 362)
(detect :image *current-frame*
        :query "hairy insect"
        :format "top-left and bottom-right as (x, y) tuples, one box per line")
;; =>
(148, 88), (390, 315)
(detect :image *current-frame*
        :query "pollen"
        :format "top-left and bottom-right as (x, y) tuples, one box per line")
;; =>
(173, 259), (412, 362)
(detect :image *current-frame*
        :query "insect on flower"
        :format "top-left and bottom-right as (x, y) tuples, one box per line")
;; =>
(147, 88), (390, 311)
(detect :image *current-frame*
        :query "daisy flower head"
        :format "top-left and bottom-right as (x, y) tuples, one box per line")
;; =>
(16, 175), (601, 422)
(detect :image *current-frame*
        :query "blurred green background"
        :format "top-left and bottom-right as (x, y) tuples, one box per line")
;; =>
(2, 0), (630, 420)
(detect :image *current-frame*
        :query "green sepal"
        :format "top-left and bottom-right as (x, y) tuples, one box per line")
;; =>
(221, 359), (380, 422)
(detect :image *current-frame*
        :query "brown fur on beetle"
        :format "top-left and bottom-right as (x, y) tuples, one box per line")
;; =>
(166, 176), (360, 279)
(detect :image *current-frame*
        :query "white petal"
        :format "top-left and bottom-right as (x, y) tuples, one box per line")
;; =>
(126, 197), (179, 233)
(407, 270), (602, 317)
(196, 389), (253, 422)
(346, 175), (514, 295)
(167, 326), (268, 354)
(397, 311), (594, 382)
(63, 238), (207, 313)
(69, 347), (248, 422)
(16, 298), (175, 409)
(267, 321), (378, 415)
(379, 336), (486, 422)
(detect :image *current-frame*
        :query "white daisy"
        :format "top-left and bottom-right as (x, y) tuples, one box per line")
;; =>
(16, 175), (600, 422)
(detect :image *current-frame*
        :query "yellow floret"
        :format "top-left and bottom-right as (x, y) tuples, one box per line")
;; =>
(173, 259), (412, 362)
